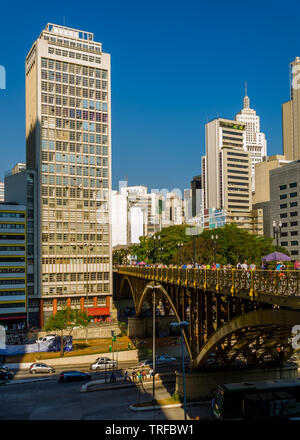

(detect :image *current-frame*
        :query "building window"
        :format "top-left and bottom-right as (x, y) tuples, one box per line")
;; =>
(290, 192), (298, 198)
(291, 202), (298, 207)
(291, 212), (298, 217)
(280, 185), (287, 190)
(280, 213), (287, 218)
(291, 250), (299, 255)
(291, 221), (298, 226)
(291, 231), (298, 236)
(281, 222), (288, 228)
(281, 242), (288, 246)
(290, 182), (297, 188)
(291, 241), (299, 246)
(280, 194), (287, 199)
(280, 204), (287, 209)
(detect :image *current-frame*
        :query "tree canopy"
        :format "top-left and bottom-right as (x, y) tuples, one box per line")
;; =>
(44, 307), (89, 356)
(127, 223), (288, 266)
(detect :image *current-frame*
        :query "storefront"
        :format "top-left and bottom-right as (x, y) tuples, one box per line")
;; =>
(87, 307), (110, 322)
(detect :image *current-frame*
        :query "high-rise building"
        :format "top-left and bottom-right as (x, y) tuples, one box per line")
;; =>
(11, 163), (26, 176)
(282, 57), (300, 161)
(268, 162), (300, 259)
(202, 118), (251, 212)
(190, 175), (202, 217)
(25, 24), (111, 326)
(235, 86), (267, 192)
(0, 203), (27, 330)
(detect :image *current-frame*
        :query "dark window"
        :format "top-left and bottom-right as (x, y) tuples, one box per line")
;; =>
(291, 231), (298, 236)
(280, 194), (287, 199)
(291, 221), (298, 226)
(290, 192), (298, 198)
(280, 213), (287, 218)
(290, 182), (297, 188)
(291, 212), (298, 217)
(291, 250), (299, 255)
(291, 241), (299, 246)
(281, 241), (288, 246)
(281, 232), (288, 237)
(281, 223), (288, 228)
(291, 202), (298, 207)
(280, 204), (287, 209)
(280, 185), (287, 190)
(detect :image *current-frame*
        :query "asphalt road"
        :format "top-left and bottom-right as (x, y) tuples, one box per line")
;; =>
(0, 374), (212, 420)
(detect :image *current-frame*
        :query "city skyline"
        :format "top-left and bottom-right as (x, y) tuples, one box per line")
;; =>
(1, 0), (300, 192)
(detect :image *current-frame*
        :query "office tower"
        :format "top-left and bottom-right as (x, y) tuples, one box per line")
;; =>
(0, 182), (4, 202)
(111, 190), (127, 247)
(235, 86), (267, 191)
(282, 57), (300, 161)
(268, 162), (300, 259)
(0, 203), (27, 330)
(202, 118), (251, 212)
(190, 175), (202, 217)
(25, 24), (111, 326)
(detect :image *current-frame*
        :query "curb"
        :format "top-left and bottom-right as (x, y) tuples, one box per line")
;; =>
(5, 377), (55, 386)
(129, 401), (210, 412)
(81, 378), (175, 393)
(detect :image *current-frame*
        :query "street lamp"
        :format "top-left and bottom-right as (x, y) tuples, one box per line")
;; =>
(146, 283), (160, 408)
(170, 321), (189, 420)
(211, 234), (218, 265)
(273, 220), (282, 251)
(178, 242), (183, 265)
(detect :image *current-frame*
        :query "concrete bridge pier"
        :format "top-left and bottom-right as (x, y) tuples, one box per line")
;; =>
(127, 317), (145, 338)
(175, 363), (299, 401)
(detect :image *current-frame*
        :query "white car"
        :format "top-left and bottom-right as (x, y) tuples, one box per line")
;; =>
(90, 357), (117, 370)
(156, 355), (176, 363)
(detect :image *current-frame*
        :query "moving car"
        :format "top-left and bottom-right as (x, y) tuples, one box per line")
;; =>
(58, 370), (91, 383)
(156, 355), (176, 363)
(138, 359), (153, 367)
(90, 357), (117, 370)
(29, 363), (55, 374)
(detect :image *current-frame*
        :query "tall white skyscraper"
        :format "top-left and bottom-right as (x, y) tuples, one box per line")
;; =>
(235, 85), (267, 192)
(25, 24), (112, 326)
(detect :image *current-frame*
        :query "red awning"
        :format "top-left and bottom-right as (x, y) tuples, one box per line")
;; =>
(0, 316), (27, 320)
(87, 307), (110, 316)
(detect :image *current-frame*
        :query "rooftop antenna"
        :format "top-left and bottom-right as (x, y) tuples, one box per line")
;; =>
(245, 80), (247, 96)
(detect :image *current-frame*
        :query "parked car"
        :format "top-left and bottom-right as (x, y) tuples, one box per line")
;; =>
(36, 334), (57, 344)
(58, 371), (91, 383)
(138, 359), (153, 367)
(0, 367), (14, 381)
(90, 357), (117, 370)
(29, 363), (55, 374)
(156, 355), (176, 363)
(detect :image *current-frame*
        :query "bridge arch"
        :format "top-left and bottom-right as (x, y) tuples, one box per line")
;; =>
(195, 309), (300, 369)
(135, 281), (193, 360)
(119, 275), (138, 309)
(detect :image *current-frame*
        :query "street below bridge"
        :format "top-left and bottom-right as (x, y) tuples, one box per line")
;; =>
(0, 372), (212, 420)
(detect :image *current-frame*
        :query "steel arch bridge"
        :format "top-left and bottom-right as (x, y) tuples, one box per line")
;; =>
(115, 267), (300, 369)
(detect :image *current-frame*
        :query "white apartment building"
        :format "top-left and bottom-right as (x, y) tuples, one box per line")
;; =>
(163, 192), (184, 226)
(0, 182), (4, 202)
(235, 89), (267, 192)
(25, 24), (112, 326)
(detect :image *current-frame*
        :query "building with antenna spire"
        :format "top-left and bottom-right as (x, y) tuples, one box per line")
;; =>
(235, 83), (267, 192)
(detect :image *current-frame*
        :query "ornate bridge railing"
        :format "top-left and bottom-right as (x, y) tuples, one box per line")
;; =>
(115, 267), (300, 369)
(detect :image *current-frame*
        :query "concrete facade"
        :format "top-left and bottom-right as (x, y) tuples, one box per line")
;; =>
(269, 161), (300, 259)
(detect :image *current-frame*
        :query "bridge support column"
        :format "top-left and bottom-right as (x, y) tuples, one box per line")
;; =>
(175, 363), (299, 401)
(127, 317), (145, 338)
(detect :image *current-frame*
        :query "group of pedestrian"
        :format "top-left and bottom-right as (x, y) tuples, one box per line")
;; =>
(124, 368), (150, 383)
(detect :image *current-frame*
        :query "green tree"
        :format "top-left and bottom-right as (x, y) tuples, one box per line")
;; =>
(44, 307), (89, 357)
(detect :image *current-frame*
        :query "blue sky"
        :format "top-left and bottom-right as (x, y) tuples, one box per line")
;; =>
(0, 0), (299, 192)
